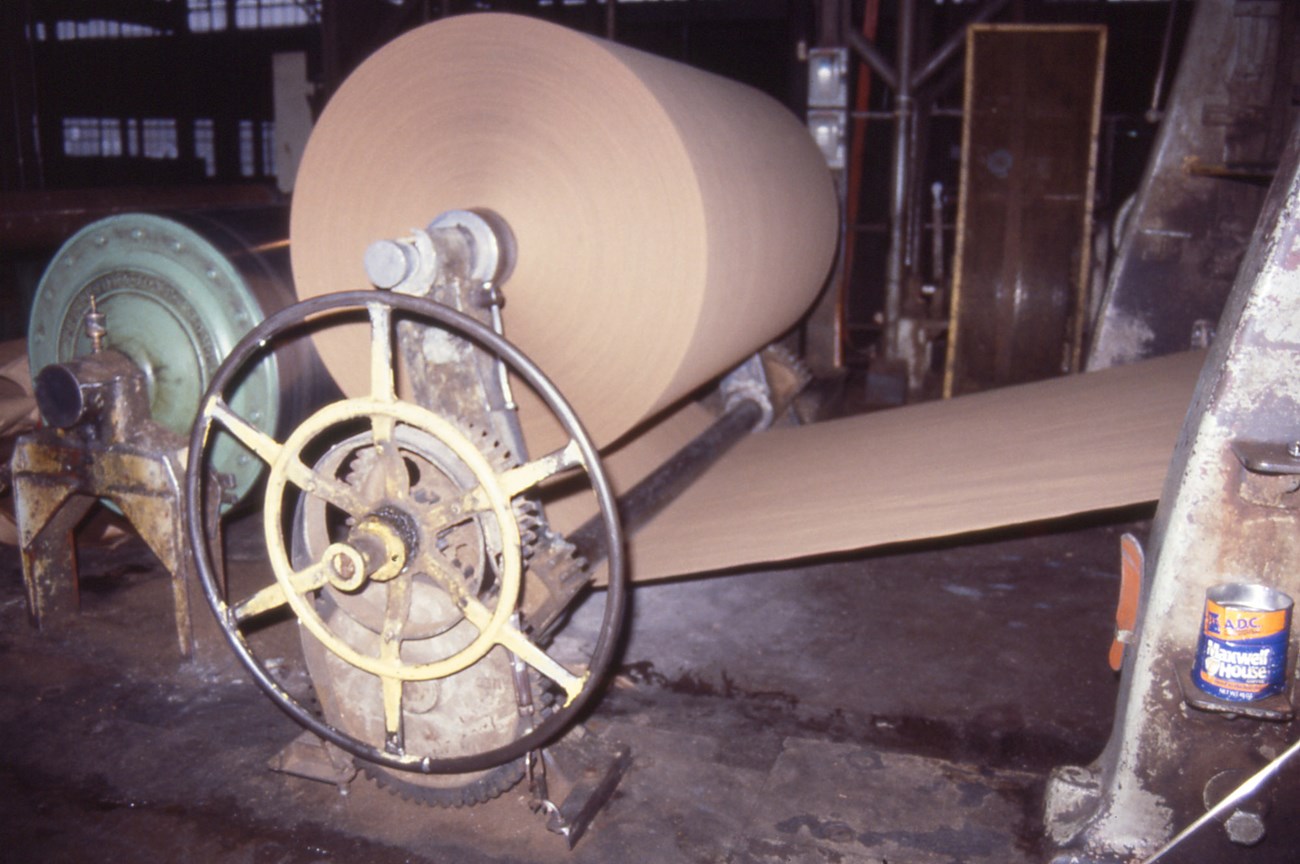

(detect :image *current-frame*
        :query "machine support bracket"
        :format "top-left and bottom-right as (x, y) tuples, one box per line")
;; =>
(12, 347), (228, 664)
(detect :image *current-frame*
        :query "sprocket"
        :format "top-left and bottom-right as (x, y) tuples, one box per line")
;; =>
(457, 421), (594, 640)
(361, 758), (524, 807)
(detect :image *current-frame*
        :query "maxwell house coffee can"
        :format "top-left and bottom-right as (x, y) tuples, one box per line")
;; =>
(1193, 584), (1293, 703)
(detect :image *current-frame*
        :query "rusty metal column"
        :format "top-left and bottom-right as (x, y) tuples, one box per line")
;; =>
(1044, 122), (1300, 861)
(883, 0), (916, 359)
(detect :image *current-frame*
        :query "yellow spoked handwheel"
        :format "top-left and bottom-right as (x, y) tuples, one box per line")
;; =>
(185, 290), (626, 776)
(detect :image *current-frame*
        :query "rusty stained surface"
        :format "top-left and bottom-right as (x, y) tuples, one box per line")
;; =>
(9, 349), (209, 659)
(1060, 110), (1300, 859)
(1087, 0), (1298, 371)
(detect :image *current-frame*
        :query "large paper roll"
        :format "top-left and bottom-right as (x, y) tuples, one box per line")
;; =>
(291, 13), (838, 446)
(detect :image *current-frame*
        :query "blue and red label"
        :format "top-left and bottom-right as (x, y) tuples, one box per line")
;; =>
(1194, 600), (1290, 702)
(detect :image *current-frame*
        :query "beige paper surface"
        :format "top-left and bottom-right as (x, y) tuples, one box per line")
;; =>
(614, 351), (1202, 581)
(291, 13), (839, 448)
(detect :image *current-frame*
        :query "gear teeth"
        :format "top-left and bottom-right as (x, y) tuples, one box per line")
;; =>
(515, 499), (543, 560)
(360, 757), (526, 808)
(533, 529), (587, 591)
(761, 342), (812, 389)
(467, 423), (520, 471)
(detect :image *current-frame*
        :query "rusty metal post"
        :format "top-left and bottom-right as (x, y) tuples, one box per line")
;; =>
(11, 350), (226, 663)
(1044, 120), (1300, 860)
(1088, 0), (1298, 370)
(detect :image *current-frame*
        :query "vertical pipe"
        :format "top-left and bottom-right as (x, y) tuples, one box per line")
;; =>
(930, 180), (945, 287)
(906, 89), (926, 274)
(842, 0), (882, 369)
(884, 0), (916, 357)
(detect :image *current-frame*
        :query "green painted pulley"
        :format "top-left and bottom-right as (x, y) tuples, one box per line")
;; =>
(28, 210), (321, 506)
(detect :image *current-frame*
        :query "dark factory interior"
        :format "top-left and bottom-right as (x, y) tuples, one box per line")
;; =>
(3, 2), (1300, 862)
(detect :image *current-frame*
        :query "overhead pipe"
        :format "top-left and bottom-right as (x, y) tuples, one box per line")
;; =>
(846, 27), (897, 93)
(843, 0), (1010, 361)
(912, 0), (1011, 91)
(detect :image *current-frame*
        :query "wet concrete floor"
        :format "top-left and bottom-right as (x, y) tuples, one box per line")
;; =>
(0, 507), (1290, 863)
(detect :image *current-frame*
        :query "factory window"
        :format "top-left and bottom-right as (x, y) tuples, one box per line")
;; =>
(195, 119), (218, 178)
(239, 120), (256, 177)
(62, 118), (182, 163)
(62, 118), (123, 158)
(238, 120), (277, 177)
(188, 0), (227, 32)
(261, 121), (277, 177)
(51, 19), (167, 40)
(190, 0), (319, 31)
(142, 119), (179, 160)
(235, 0), (319, 29)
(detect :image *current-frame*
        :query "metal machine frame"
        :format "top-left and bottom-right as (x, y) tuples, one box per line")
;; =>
(1045, 122), (1300, 862)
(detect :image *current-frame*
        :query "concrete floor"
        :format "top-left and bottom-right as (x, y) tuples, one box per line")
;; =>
(0, 504), (1289, 863)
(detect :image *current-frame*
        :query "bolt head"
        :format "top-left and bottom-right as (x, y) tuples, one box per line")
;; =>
(364, 239), (414, 289)
(1224, 809), (1265, 846)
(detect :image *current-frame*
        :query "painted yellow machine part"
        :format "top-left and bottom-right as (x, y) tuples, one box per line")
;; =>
(200, 300), (589, 710)
(258, 395), (525, 681)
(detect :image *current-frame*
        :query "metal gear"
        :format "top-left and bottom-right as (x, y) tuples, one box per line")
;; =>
(293, 422), (531, 807)
(454, 420), (593, 639)
(299, 590), (529, 808)
(293, 426), (491, 639)
(187, 290), (627, 798)
(361, 757), (524, 807)
(289, 417), (583, 806)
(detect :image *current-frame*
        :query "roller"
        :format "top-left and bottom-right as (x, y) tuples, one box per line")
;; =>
(289, 12), (840, 448)
(27, 209), (328, 503)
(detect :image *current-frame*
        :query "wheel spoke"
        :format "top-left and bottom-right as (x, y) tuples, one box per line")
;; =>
(412, 549), (470, 599)
(460, 595), (587, 706)
(381, 676), (405, 755)
(368, 301), (396, 404)
(230, 559), (333, 623)
(207, 397), (282, 466)
(208, 394), (367, 516)
(366, 301), (407, 498)
(418, 490), (493, 535)
(284, 461), (370, 518)
(497, 438), (584, 498)
(380, 574), (413, 753)
(371, 418), (408, 501)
